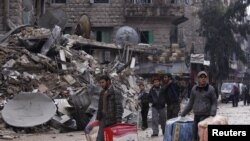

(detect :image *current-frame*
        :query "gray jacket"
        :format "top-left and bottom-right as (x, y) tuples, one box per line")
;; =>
(181, 84), (217, 116)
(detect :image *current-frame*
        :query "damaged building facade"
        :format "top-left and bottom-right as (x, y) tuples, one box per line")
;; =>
(0, 0), (23, 34)
(0, 0), (197, 137)
(0, 1), (194, 77)
(0, 0), (185, 45)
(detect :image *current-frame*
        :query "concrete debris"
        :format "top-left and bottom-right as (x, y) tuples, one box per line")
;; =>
(2, 59), (16, 68)
(41, 25), (61, 55)
(63, 75), (76, 85)
(12, 27), (51, 40)
(0, 26), (146, 133)
(59, 50), (67, 70)
(0, 134), (15, 140)
(38, 84), (49, 93)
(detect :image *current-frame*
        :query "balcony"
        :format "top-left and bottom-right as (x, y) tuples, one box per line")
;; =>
(124, 0), (184, 18)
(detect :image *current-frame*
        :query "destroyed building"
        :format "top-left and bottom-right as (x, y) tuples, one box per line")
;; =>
(0, 1), (191, 136)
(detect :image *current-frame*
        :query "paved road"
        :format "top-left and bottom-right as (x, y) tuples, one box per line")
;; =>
(7, 101), (250, 141)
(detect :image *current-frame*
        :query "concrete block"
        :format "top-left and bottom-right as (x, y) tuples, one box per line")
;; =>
(63, 75), (76, 85)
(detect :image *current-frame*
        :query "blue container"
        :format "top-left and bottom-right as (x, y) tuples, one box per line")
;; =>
(164, 118), (193, 141)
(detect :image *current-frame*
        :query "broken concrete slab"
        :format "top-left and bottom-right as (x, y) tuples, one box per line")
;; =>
(38, 84), (49, 93)
(54, 99), (72, 115)
(41, 25), (61, 55)
(2, 59), (16, 68)
(59, 50), (67, 70)
(52, 114), (71, 124)
(63, 75), (76, 85)
(0, 134), (15, 140)
(19, 55), (30, 64)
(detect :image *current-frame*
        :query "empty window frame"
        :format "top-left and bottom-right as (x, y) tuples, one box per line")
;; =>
(94, 0), (109, 3)
(92, 27), (113, 43)
(51, 0), (66, 3)
(140, 31), (154, 44)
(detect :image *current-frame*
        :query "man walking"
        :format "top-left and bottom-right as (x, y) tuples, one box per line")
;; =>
(93, 75), (124, 141)
(148, 77), (166, 137)
(180, 71), (217, 141)
(232, 85), (239, 107)
(162, 73), (181, 120)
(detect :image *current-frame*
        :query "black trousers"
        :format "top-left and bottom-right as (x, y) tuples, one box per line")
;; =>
(167, 103), (180, 120)
(232, 95), (239, 107)
(193, 115), (209, 141)
(244, 94), (250, 105)
(141, 104), (149, 128)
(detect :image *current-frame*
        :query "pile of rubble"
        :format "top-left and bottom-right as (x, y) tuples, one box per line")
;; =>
(0, 25), (144, 135)
(148, 43), (186, 63)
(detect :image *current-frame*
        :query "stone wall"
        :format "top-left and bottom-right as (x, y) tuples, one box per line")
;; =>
(126, 19), (173, 47)
(0, 2), (4, 33)
(48, 0), (125, 27)
(0, 0), (23, 33)
(179, 4), (205, 54)
(0, 0), (184, 47)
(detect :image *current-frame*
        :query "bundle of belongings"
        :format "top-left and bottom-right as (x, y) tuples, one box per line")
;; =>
(198, 115), (228, 141)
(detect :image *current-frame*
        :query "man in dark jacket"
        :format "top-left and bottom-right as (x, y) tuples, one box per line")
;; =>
(232, 85), (239, 107)
(138, 82), (149, 130)
(163, 73), (181, 120)
(180, 71), (217, 141)
(96, 75), (124, 141)
(148, 77), (166, 137)
(243, 85), (249, 106)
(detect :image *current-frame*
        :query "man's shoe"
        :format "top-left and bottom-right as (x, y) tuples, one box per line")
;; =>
(151, 134), (158, 137)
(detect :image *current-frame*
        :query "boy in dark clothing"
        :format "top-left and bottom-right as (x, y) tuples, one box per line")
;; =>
(138, 83), (149, 130)
(148, 77), (166, 137)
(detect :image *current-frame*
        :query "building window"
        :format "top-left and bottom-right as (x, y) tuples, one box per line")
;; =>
(96, 31), (110, 43)
(51, 0), (66, 3)
(171, 0), (176, 4)
(130, 0), (152, 4)
(140, 31), (154, 44)
(93, 27), (112, 43)
(170, 26), (178, 44)
(63, 27), (73, 34)
(94, 0), (109, 3)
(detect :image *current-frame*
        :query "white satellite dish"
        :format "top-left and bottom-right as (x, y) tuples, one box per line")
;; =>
(115, 26), (139, 46)
(115, 26), (139, 63)
(2, 92), (56, 127)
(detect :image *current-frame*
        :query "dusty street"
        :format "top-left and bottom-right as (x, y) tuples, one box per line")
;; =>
(3, 100), (249, 141)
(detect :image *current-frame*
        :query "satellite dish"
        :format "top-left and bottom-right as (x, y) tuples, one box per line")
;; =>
(2, 92), (57, 127)
(115, 26), (139, 46)
(38, 8), (67, 29)
(75, 15), (91, 39)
